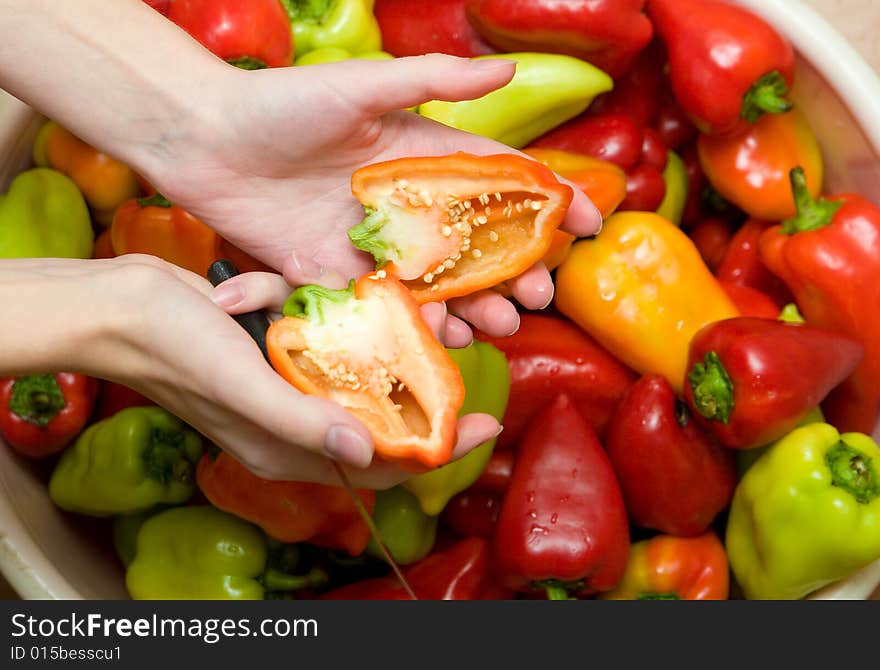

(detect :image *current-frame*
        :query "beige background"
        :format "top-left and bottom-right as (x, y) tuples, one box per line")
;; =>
(2, 0), (880, 600)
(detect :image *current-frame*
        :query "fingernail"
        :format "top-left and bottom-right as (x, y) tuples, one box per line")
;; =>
(507, 312), (521, 337)
(472, 59), (517, 72)
(538, 285), (556, 311)
(591, 203), (605, 236)
(324, 424), (373, 469)
(210, 282), (245, 308)
(290, 251), (322, 280)
(492, 425), (504, 439)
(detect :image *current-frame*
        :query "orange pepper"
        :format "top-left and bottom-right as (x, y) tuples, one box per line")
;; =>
(555, 211), (739, 391)
(92, 229), (115, 259)
(196, 451), (375, 557)
(601, 533), (729, 600)
(267, 275), (464, 471)
(698, 108), (823, 221)
(33, 121), (139, 226)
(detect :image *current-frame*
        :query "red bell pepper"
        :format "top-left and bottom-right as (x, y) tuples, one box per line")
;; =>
(321, 537), (491, 600)
(646, 0), (795, 136)
(759, 168), (880, 434)
(605, 375), (736, 537)
(688, 216), (732, 272)
(716, 218), (793, 307)
(470, 449), (514, 495)
(601, 533), (729, 600)
(492, 394), (630, 598)
(94, 381), (155, 421)
(374, 0), (495, 58)
(465, 0), (653, 78)
(197, 451), (375, 556)
(719, 282), (780, 320)
(441, 491), (500, 539)
(477, 314), (636, 449)
(0, 373), (99, 458)
(685, 317), (864, 449)
(167, 0), (293, 70)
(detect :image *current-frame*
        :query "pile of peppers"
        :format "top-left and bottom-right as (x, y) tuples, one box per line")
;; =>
(4, 0), (880, 601)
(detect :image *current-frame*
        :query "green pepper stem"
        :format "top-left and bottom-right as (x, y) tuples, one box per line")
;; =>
(637, 593), (681, 600)
(741, 71), (793, 123)
(778, 303), (806, 324)
(143, 429), (193, 485)
(8, 374), (66, 428)
(826, 441), (880, 504)
(226, 57), (268, 71)
(136, 193), (172, 209)
(687, 352), (735, 424)
(545, 585), (574, 601)
(262, 566), (329, 593)
(780, 167), (843, 234)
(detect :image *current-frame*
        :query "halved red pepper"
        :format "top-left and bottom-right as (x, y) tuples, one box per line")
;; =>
(266, 276), (464, 470)
(477, 314), (636, 449)
(601, 533), (729, 600)
(759, 168), (880, 434)
(349, 153), (572, 304)
(492, 394), (630, 598)
(715, 218), (793, 307)
(374, 0), (495, 58)
(465, 0), (653, 78)
(167, 0), (293, 69)
(196, 451), (375, 556)
(321, 537), (491, 600)
(685, 317), (864, 449)
(647, 0), (795, 136)
(0, 373), (99, 458)
(605, 375), (736, 537)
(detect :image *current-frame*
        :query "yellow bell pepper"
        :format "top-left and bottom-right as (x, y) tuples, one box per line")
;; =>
(554, 211), (739, 391)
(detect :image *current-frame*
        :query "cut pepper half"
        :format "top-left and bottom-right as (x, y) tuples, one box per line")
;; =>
(348, 153), (573, 303)
(266, 275), (465, 471)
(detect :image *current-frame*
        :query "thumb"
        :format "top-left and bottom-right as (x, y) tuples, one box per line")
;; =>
(326, 54), (516, 115)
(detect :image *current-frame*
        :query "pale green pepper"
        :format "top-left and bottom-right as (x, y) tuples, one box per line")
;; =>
(281, 0), (382, 57)
(295, 47), (392, 66)
(656, 150), (689, 226)
(366, 486), (437, 566)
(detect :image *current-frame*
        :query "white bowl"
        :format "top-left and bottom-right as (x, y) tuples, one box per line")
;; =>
(2, 0), (880, 600)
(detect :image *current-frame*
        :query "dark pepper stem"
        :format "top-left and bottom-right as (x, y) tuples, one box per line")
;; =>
(136, 193), (172, 209)
(143, 429), (192, 485)
(687, 352), (735, 424)
(741, 71), (793, 123)
(226, 56), (268, 71)
(638, 593), (681, 600)
(780, 167), (843, 234)
(826, 441), (880, 504)
(262, 566), (329, 593)
(8, 374), (66, 428)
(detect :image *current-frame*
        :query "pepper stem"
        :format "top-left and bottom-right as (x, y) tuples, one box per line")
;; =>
(826, 441), (880, 504)
(687, 352), (735, 424)
(143, 429), (192, 485)
(226, 57), (268, 71)
(545, 585), (573, 601)
(741, 71), (793, 123)
(262, 566), (329, 593)
(780, 167), (843, 234)
(8, 374), (66, 428)
(136, 193), (172, 209)
(638, 593), (681, 600)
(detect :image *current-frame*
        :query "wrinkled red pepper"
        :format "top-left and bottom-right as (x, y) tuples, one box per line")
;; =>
(0, 373), (99, 458)
(685, 317), (864, 449)
(465, 0), (653, 78)
(759, 168), (880, 434)
(477, 314), (636, 448)
(321, 537), (491, 600)
(716, 218), (793, 307)
(375, 0), (495, 57)
(492, 394), (630, 598)
(605, 375), (736, 537)
(647, 0), (795, 135)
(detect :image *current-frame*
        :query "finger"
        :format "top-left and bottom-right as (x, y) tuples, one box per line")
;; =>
(444, 315), (473, 349)
(559, 184), (604, 237)
(332, 54), (516, 114)
(282, 252), (350, 290)
(448, 290), (520, 338)
(507, 262), (555, 311)
(419, 302), (448, 345)
(451, 413), (502, 461)
(210, 271), (291, 314)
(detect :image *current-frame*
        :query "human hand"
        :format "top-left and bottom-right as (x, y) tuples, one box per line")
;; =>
(141, 55), (603, 337)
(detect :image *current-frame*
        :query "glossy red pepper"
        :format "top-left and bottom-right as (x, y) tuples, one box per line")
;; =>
(680, 144), (708, 227)
(654, 95), (698, 151)
(93, 382), (155, 421)
(0, 373), (99, 458)
(321, 537), (491, 600)
(688, 216), (732, 272)
(619, 163), (666, 212)
(605, 375), (736, 537)
(167, 0), (293, 69)
(716, 218), (793, 307)
(759, 168), (880, 434)
(143, 0), (169, 14)
(647, 0), (795, 136)
(588, 43), (666, 128)
(375, 0), (495, 57)
(685, 317), (864, 449)
(465, 0), (652, 78)
(492, 394), (629, 598)
(476, 314), (636, 449)
(470, 450), (514, 495)
(441, 491), (500, 539)
(719, 282), (780, 320)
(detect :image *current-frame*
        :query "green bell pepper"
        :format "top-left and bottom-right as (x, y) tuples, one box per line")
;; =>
(295, 46), (392, 66)
(418, 53), (613, 149)
(113, 508), (163, 567)
(366, 486), (437, 565)
(281, 0), (382, 57)
(403, 340), (510, 515)
(656, 150), (688, 226)
(727, 423), (880, 600)
(0, 168), (93, 259)
(48, 407), (203, 517)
